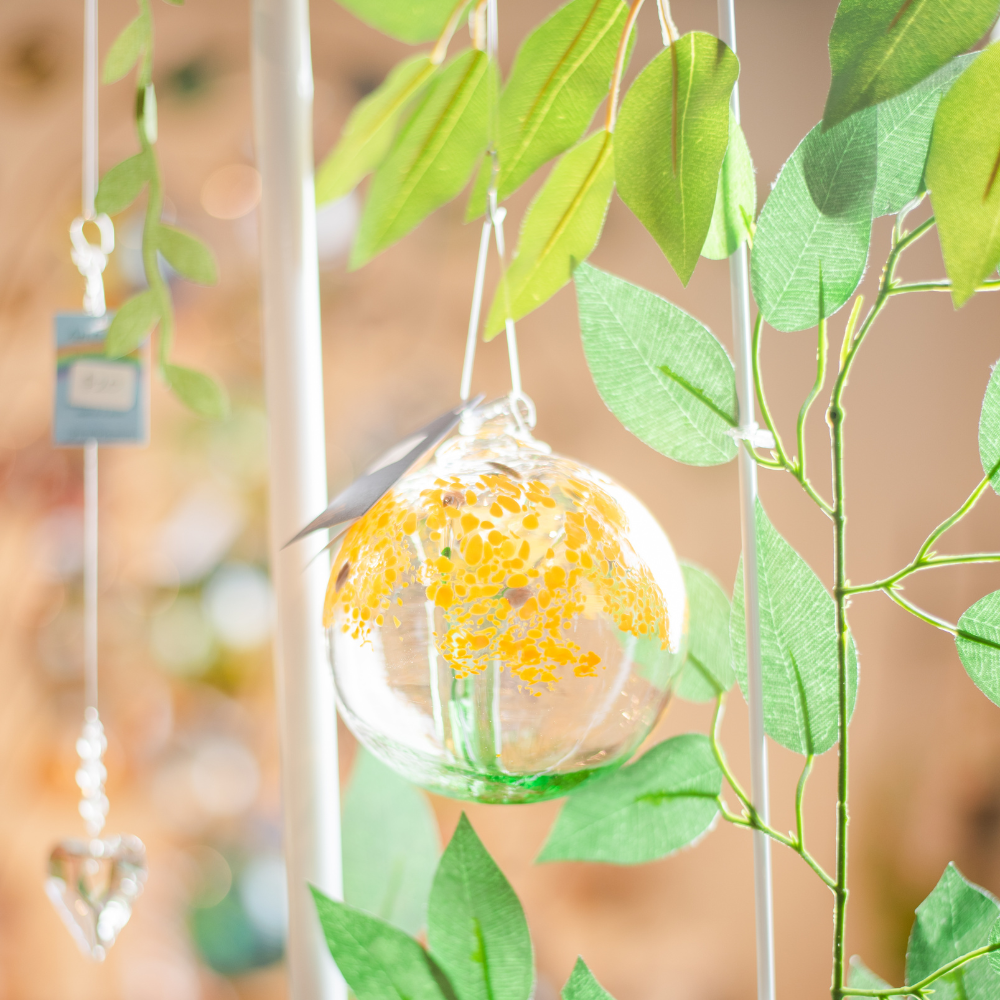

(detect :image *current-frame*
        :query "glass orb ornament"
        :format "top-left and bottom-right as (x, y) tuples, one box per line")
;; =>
(327, 397), (688, 803)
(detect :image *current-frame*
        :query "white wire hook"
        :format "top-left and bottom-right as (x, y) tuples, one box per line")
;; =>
(70, 213), (114, 317)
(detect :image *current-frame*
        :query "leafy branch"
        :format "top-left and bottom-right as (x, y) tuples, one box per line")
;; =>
(96, 0), (227, 418)
(841, 941), (1000, 998)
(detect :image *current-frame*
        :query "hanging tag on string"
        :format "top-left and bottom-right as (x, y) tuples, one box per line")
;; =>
(53, 312), (149, 446)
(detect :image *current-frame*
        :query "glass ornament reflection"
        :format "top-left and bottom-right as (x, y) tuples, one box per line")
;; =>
(327, 398), (688, 803)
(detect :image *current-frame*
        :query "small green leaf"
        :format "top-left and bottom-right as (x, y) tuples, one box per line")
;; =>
(427, 815), (533, 1000)
(731, 500), (859, 756)
(484, 131), (614, 337)
(105, 290), (160, 357)
(538, 734), (721, 865)
(335, 0), (466, 44)
(351, 49), (492, 267)
(701, 113), (756, 260)
(676, 563), (734, 702)
(872, 54), (975, 217)
(311, 889), (453, 1000)
(926, 42), (1000, 308)
(157, 224), (218, 285)
(575, 263), (738, 466)
(751, 110), (876, 333)
(102, 14), (147, 84)
(822, 0), (1000, 131)
(955, 591), (1000, 707)
(467, 0), (629, 216)
(615, 32), (739, 285)
(163, 364), (229, 420)
(848, 958), (893, 992)
(984, 361), (1000, 495)
(95, 151), (153, 216)
(343, 749), (440, 935)
(905, 863), (1000, 1000)
(316, 56), (436, 205)
(562, 959), (613, 1000)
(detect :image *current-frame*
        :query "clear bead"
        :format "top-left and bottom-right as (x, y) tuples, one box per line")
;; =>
(327, 399), (688, 803)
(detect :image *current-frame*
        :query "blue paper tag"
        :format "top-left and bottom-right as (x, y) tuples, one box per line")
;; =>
(53, 312), (149, 446)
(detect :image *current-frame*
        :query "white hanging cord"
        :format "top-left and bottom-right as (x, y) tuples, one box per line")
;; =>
(458, 0), (534, 430)
(72, 0), (114, 318)
(76, 0), (110, 840)
(717, 3), (776, 1000)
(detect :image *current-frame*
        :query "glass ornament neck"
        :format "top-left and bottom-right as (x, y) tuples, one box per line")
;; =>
(453, 394), (546, 463)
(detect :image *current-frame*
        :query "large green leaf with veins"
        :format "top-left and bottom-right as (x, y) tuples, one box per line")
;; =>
(676, 563), (734, 702)
(926, 42), (1000, 307)
(467, 0), (628, 216)
(731, 500), (858, 756)
(342, 749), (440, 935)
(537, 734), (722, 864)
(484, 131), (614, 337)
(352, 49), (492, 267)
(751, 109), (876, 332)
(822, 0), (999, 131)
(427, 815), (533, 1000)
(906, 863), (1000, 1000)
(575, 264), (737, 466)
(312, 890), (452, 1000)
(615, 32), (739, 285)
(317, 56), (436, 205)
(335, 0), (466, 44)
(873, 54), (975, 216)
(956, 591), (1000, 707)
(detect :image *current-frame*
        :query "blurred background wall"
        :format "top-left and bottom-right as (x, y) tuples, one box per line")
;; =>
(1, 0), (998, 998)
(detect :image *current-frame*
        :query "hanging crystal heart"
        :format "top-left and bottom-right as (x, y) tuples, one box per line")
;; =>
(45, 834), (147, 961)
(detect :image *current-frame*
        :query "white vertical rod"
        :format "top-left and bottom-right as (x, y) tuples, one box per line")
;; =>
(83, 0), (98, 219)
(717, 5), (776, 1000)
(251, 2), (345, 999)
(83, 439), (99, 712)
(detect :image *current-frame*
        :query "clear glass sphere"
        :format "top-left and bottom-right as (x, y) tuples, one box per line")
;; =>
(327, 399), (688, 803)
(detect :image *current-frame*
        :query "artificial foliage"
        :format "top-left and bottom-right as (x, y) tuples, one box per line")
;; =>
(96, 0), (228, 418)
(308, 0), (1000, 997)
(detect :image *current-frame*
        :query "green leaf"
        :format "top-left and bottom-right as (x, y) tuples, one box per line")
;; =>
(466, 0), (629, 216)
(316, 56), (436, 205)
(926, 42), (1000, 308)
(701, 113), (756, 260)
(615, 32), (739, 285)
(730, 500), (859, 756)
(311, 889), (454, 1000)
(95, 152), (153, 216)
(848, 958), (894, 993)
(335, 0), (465, 44)
(562, 959), (613, 1000)
(351, 49), (492, 267)
(157, 225), (218, 285)
(537, 734), (721, 864)
(427, 815), (533, 1000)
(906, 863), (1000, 1000)
(102, 14), (147, 84)
(105, 290), (160, 357)
(751, 110), (876, 333)
(163, 364), (229, 420)
(872, 54), (975, 217)
(676, 563), (734, 702)
(343, 749), (440, 935)
(574, 263), (738, 466)
(484, 131), (614, 337)
(955, 591), (1000, 707)
(822, 0), (1000, 131)
(983, 360), (1000, 495)
(990, 919), (1000, 976)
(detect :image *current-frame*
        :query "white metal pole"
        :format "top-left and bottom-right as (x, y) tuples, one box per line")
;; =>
(717, 4), (777, 1000)
(250, 3), (345, 998)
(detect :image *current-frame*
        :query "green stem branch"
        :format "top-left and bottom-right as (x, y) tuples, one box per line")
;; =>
(841, 941), (1000, 997)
